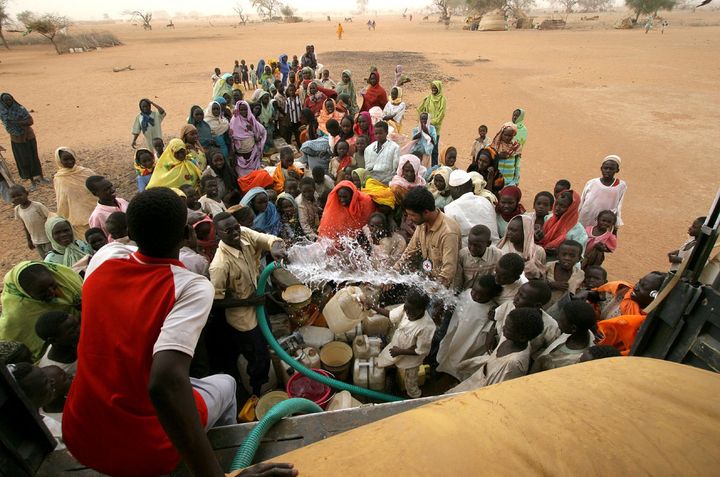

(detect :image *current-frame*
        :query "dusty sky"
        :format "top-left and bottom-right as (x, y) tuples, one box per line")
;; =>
(7, 0), (431, 20)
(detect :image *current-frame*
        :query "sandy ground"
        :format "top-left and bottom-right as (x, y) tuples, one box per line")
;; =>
(1, 11), (719, 286)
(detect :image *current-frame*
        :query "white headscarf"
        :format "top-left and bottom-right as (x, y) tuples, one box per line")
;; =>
(204, 100), (229, 136)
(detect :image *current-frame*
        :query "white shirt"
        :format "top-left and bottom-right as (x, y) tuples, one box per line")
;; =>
(179, 246), (209, 276)
(198, 195), (227, 217)
(444, 192), (500, 247)
(376, 307), (436, 369)
(494, 302), (561, 360)
(365, 139), (400, 184)
(578, 177), (627, 227)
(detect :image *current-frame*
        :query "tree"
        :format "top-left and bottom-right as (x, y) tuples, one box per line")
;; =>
(506, 0), (536, 11)
(251, 0), (282, 20)
(433, 0), (466, 20)
(233, 3), (249, 25)
(553, 0), (579, 12)
(356, 0), (369, 14)
(17, 11), (72, 55)
(0, 0), (10, 49)
(466, 0), (507, 15)
(625, 0), (677, 21)
(124, 10), (153, 30)
(577, 0), (613, 11)
(280, 5), (295, 18)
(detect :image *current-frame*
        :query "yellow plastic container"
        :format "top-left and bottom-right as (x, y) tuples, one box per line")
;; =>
(319, 341), (354, 381)
(322, 286), (369, 334)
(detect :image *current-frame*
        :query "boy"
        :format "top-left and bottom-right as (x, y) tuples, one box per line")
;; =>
(179, 184), (206, 224)
(105, 212), (133, 245)
(284, 178), (300, 198)
(11, 184), (53, 258)
(492, 280), (559, 360)
(437, 274), (503, 380)
(240, 59), (250, 90)
(668, 216), (704, 272)
(198, 176), (227, 217)
(581, 265), (607, 291)
(72, 228), (108, 274)
(86, 176), (129, 237)
(448, 307), (544, 393)
(469, 125), (490, 162)
(211, 67), (221, 84)
(495, 253), (528, 304)
(179, 224), (209, 277)
(312, 166), (335, 198)
(152, 137), (165, 158)
(578, 155), (627, 228)
(372, 288), (436, 398)
(545, 240), (585, 306)
(273, 146), (304, 194)
(249, 64), (258, 90)
(35, 311), (79, 376)
(554, 179), (571, 198)
(296, 177), (320, 240)
(454, 225), (503, 291)
(353, 134), (369, 169)
(284, 83), (303, 146)
(530, 300), (596, 373)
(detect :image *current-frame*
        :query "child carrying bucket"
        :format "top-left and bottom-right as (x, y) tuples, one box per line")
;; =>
(366, 288), (436, 398)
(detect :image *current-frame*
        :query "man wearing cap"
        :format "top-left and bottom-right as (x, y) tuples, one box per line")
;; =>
(443, 170), (499, 247)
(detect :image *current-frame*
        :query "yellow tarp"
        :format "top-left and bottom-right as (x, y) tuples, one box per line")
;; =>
(271, 358), (720, 476)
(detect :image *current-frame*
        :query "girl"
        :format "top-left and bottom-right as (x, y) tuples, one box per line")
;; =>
(539, 190), (588, 259)
(202, 148), (238, 202)
(299, 107), (323, 145)
(490, 123), (522, 186)
(318, 99), (344, 134)
(353, 112), (376, 143)
(425, 145), (457, 180)
(0, 93), (47, 189)
(187, 105), (213, 150)
(339, 115), (357, 154)
(467, 147), (503, 196)
(249, 64), (258, 89)
(204, 99), (231, 158)
(382, 86), (406, 133)
(240, 187), (281, 235)
(133, 148), (155, 192)
(408, 112), (436, 168)
(359, 69), (388, 113)
(495, 186), (525, 238)
(584, 210), (618, 268)
(276, 193), (305, 244)
(427, 167), (453, 210)
(180, 124), (207, 170)
(496, 215), (546, 279)
(330, 140), (353, 179)
(526, 191), (554, 243)
(53, 147), (97, 237)
(304, 82), (327, 116)
(44, 217), (92, 267)
(512, 109), (528, 149)
(417, 81), (447, 166)
(229, 100), (267, 177)
(336, 70), (358, 116)
(256, 91), (276, 150)
(212, 73), (234, 100)
(146, 138), (202, 191)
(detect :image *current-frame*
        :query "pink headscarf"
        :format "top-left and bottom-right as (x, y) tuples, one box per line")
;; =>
(389, 154), (427, 189)
(229, 100), (266, 176)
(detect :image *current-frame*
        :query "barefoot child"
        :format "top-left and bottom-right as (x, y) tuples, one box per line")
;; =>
(448, 307), (544, 393)
(668, 216), (705, 272)
(583, 210), (618, 268)
(454, 225), (503, 291)
(10, 184), (53, 258)
(469, 125), (489, 163)
(578, 155), (627, 229)
(86, 176), (129, 237)
(531, 300), (596, 373)
(35, 311), (80, 376)
(437, 274), (503, 380)
(545, 240), (585, 306)
(372, 288), (436, 398)
(198, 176), (227, 217)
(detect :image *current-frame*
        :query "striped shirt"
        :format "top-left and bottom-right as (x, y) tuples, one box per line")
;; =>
(285, 95), (302, 124)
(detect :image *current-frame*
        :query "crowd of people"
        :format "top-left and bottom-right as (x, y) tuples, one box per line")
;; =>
(0, 46), (716, 476)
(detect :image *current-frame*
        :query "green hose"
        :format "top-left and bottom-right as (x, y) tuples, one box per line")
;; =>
(230, 398), (322, 471)
(257, 261), (403, 403)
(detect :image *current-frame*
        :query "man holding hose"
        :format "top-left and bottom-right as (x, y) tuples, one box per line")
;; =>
(62, 188), (295, 477)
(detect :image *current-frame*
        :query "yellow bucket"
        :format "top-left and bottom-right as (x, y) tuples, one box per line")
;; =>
(319, 341), (354, 381)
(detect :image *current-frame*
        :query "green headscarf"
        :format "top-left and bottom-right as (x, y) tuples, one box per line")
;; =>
(257, 91), (274, 126)
(513, 108), (527, 146)
(336, 69), (358, 113)
(417, 80), (447, 132)
(44, 216), (92, 267)
(0, 261), (83, 359)
(352, 168), (370, 188)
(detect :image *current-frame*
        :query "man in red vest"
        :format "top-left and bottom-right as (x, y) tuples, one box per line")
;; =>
(63, 188), (296, 477)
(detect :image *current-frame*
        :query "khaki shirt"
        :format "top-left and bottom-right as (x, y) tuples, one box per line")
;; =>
(209, 229), (282, 331)
(454, 245), (503, 290)
(545, 262), (585, 306)
(396, 212), (461, 288)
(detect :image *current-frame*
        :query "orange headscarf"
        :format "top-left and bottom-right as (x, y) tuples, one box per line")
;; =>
(318, 98), (344, 134)
(272, 162), (304, 194)
(238, 169), (274, 193)
(318, 181), (376, 239)
(540, 190), (581, 251)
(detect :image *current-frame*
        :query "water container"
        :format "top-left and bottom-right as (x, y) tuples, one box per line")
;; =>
(286, 368), (335, 409)
(353, 357), (386, 392)
(362, 313), (391, 337)
(322, 286), (369, 334)
(296, 347), (321, 369)
(298, 325), (335, 349)
(353, 335), (384, 360)
(319, 341), (354, 381)
(334, 323), (363, 343)
(256, 391), (289, 420)
(327, 390), (362, 411)
(397, 364), (430, 389)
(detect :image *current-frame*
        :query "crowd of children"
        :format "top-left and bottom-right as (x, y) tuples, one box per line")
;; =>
(0, 47), (717, 475)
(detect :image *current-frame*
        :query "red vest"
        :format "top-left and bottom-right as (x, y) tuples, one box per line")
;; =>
(63, 252), (208, 477)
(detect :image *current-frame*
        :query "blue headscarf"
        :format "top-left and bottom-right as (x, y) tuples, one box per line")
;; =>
(256, 60), (266, 80)
(279, 54), (290, 83)
(240, 187), (281, 235)
(0, 93), (30, 136)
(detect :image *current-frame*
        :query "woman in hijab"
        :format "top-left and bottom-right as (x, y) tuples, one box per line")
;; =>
(229, 100), (267, 177)
(44, 217), (92, 268)
(353, 111), (376, 143)
(180, 124), (207, 170)
(304, 82), (327, 116)
(417, 81), (447, 166)
(427, 166), (453, 210)
(202, 147), (238, 201)
(351, 168), (370, 190)
(256, 91), (277, 149)
(187, 105), (213, 149)
(0, 93), (47, 189)
(0, 261), (82, 360)
(146, 138), (202, 190)
(491, 122), (523, 186)
(240, 187), (281, 235)
(53, 147), (97, 237)
(389, 154), (426, 203)
(539, 190), (588, 259)
(467, 172), (497, 205)
(318, 181), (376, 239)
(467, 146), (504, 196)
(276, 192), (305, 244)
(336, 70), (358, 116)
(382, 86), (406, 134)
(204, 99), (231, 158)
(360, 69), (388, 113)
(495, 186), (526, 238)
(212, 73), (234, 99)
(318, 99), (344, 134)
(496, 215), (546, 279)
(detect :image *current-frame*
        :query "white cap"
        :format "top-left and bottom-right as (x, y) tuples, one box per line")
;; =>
(449, 170), (472, 187)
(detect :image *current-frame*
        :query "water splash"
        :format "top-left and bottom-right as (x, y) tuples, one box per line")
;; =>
(285, 236), (458, 306)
